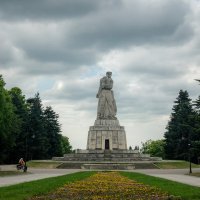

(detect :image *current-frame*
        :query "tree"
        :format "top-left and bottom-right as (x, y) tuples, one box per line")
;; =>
(164, 90), (194, 160)
(27, 93), (49, 160)
(141, 139), (165, 158)
(43, 106), (62, 157)
(61, 135), (72, 154)
(0, 75), (73, 163)
(192, 95), (200, 163)
(0, 75), (20, 163)
(8, 87), (29, 163)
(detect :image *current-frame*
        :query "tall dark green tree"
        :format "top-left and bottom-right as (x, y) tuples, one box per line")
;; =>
(27, 93), (49, 160)
(8, 87), (29, 163)
(44, 106), (62, 158)
(192, 95), (200, 163)
(164, 90), (194, 160)
(0, 75), (19, 163)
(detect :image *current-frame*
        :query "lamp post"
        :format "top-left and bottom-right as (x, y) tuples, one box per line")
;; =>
(182, 136), (192, 174)
(188, 143), (192, 174)
(31, 134), (35, 160)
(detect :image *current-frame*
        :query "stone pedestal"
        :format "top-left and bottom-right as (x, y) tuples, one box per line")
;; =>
(87, 119), (127, 150)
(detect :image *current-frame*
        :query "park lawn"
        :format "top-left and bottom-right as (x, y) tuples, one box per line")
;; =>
(121, 171), (200, 200)
(1, 171), (200, 200)
(189, 172), (200, 177)
(0, 171), (25, 177)
(154, 161), (200, 169)
(0, 171), (95, 200)
(27, 161), (62, 169)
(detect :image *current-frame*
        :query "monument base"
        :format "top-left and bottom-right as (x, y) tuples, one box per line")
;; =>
(87, 119), (127, 150)
(52, 120), (162, 169)
(53, 149), (162, 169)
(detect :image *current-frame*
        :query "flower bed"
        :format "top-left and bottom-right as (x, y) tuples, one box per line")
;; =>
(30, 172), (181, 200)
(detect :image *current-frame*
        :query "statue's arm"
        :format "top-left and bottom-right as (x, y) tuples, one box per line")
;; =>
(96, 79), (103, 98)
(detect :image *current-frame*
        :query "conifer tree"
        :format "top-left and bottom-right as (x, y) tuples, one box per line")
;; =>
(8, 87), (29, 162)
(44, 106), (62, 157)
(192, 95), (200, 163)
(27, 93), (49, 160)
(164, 90), (194, 160)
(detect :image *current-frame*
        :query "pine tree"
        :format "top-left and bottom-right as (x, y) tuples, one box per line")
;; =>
(164, 90), (194, 160)
(27, 93), (49, 160)
(43, 106), (62, 157)
(8, 87), (29, 163)
(192, 95), (200, 163)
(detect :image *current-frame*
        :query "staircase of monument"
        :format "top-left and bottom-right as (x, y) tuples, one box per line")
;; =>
(53, 149), (161, 170)
(56, 161), (159, 170)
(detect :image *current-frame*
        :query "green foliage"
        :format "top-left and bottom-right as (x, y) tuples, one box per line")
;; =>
(141, 139), (166, 158)
(192, 95), (200, 163)
(0, 75), (73, 163)
(8, 87), (29, 163)
(164, 88), (200, 164)
(61, 135), (72, 154)
(26, 93), (49, 160)
(0, 76), (20, 163)
(44, 106), (62, 157)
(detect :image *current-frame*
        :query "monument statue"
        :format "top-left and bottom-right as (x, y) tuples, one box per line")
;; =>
(52, 71), (160, 168)
(96, 72), (117, 120)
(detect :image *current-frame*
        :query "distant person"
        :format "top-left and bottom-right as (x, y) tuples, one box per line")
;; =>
(17, 158), (27, 172)
(18, 158), (25, 167)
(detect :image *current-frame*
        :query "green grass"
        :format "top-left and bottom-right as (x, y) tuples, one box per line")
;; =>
(121, 171), (200, 200)
(0, 171), (96, 200)
(189, 172), (200, 177)
(0, 171), (26, 177)
(27, 161), (62, 169)
(1, 171), (200, 200)
(154, 161), (200, 169)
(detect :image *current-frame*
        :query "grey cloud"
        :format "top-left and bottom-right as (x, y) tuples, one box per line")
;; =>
(0, 0), (106, 21)
(45, 77), (98, 101)
(0, 0), (193, 74)
(0, 42), (14, 65)
(24, 47), (99, 66)
(67, 0), (192, 49)
(124, 64), (185, 79)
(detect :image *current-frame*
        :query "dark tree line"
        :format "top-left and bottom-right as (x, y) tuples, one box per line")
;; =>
(0, 75), (72, 164)
(164, 88), (200, 164)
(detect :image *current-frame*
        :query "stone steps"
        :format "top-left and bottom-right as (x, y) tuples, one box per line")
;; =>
(57, 162), (159, 170)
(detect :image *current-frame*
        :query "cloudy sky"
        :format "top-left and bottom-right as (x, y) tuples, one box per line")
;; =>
(1, 0), (200, 149)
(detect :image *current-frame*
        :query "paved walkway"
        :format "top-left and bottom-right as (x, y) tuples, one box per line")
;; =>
(0, 165), (200, 187)
(135, 168), (200, 187)
(0, 166), (82, 187)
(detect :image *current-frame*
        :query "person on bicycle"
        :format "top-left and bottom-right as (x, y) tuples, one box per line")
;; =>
(18, 158), (25, 167)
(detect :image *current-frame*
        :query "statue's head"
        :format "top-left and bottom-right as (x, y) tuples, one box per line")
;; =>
(106, 71), (112, 78)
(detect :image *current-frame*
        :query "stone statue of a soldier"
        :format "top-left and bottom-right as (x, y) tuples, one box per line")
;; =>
(96, 72), (117, 119)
